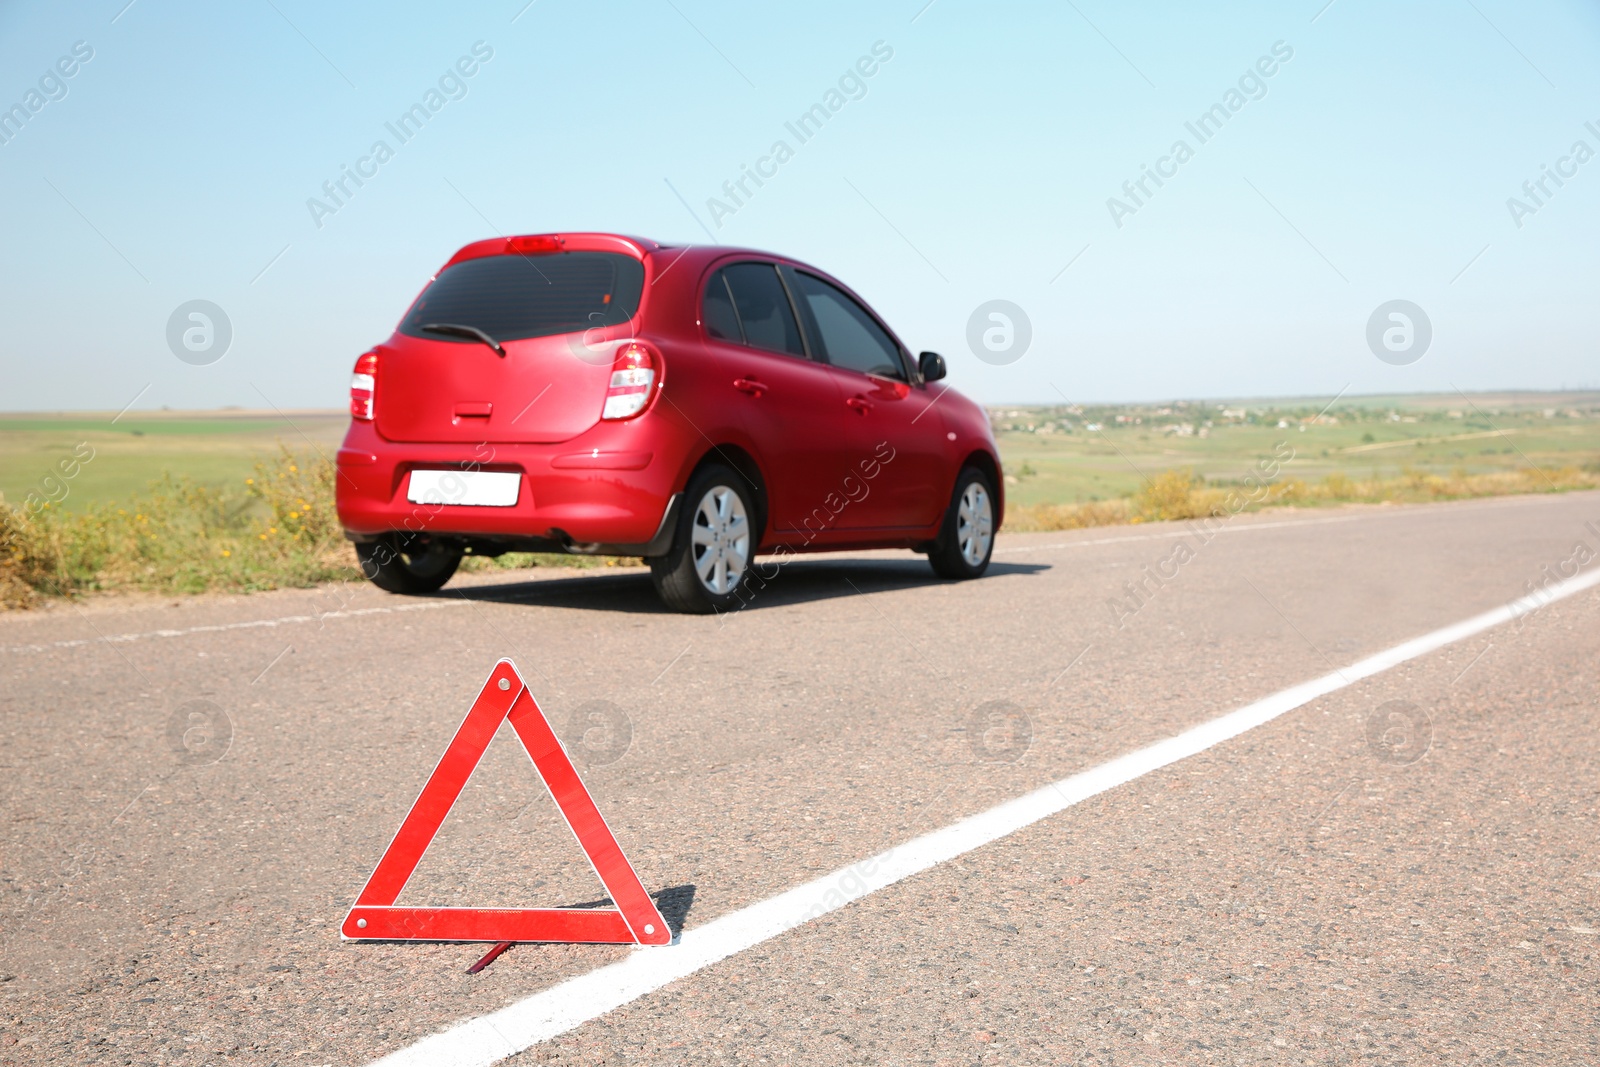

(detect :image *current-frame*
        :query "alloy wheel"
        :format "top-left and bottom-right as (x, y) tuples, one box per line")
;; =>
(690, 485), (750, 595)
(956, 482), (994, 567)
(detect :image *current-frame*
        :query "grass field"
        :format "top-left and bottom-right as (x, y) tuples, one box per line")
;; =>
(993, 391), (1600, 507)
(7, 394), (1597, 515)
(2, 393), (1598, 605)
(0, 410), (346, 514)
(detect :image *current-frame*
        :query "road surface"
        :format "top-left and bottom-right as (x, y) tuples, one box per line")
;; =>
(2, 492), (1598, 1065)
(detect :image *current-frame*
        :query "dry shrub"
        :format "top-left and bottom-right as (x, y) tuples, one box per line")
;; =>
(0, 447), (357, 606)
(999, 464), (1598, 534)
(1004, 498), (1132, 532)
(1127, 469), (1239, 522)
(5, 449), (1597, 605)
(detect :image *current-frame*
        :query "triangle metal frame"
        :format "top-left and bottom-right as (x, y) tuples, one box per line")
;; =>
(340, 659), (670, 946)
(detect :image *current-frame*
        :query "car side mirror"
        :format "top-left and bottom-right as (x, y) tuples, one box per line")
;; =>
(918, 351), (947, 382)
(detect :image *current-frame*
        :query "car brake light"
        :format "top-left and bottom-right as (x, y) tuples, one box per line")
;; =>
(506, 235), (564, 255)
(601, 342), (659, 420)
(350, 351), (379, 421)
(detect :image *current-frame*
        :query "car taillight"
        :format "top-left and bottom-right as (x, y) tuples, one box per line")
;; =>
(350, 351), (378, 421)
(601, 342), (659, 420)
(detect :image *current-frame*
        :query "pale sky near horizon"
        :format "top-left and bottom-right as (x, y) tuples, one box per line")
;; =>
(1, 0), (1597, 413)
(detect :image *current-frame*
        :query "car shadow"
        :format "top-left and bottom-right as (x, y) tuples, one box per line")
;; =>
(436, 557), (1048, 614)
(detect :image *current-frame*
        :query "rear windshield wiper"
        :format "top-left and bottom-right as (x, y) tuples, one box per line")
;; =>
(419, 322), (507, 357)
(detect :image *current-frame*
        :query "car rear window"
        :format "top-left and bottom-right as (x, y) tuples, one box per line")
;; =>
(398, 251), (644, 343)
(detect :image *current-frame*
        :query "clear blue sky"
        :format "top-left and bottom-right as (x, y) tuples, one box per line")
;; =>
(2, 0), (1597, 412)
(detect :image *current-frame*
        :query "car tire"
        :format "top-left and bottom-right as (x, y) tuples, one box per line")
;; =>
(355, 536), (463, 595)
(927, 466), (997, 580)
(650, 464), (758, 614)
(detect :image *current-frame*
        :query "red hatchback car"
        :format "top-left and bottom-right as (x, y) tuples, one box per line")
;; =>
(335, 233), (1003, 613)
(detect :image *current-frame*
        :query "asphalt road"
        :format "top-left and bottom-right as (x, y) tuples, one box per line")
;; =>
(3, 492), (1598, 1066)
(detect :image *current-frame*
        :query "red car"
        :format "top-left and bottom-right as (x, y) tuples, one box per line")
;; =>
(336, 233), (1002, 613)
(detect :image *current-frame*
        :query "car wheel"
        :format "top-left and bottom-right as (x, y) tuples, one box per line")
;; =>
(650, 464), (757, 614)
(927, 466), (997, 580)
(355, 535), (463, 594)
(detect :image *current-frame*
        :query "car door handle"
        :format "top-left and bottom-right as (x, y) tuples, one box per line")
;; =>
(845, 396), (872, 414)
(733, 377), (768, 397)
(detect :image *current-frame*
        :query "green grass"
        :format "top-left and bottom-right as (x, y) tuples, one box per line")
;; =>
(6, 396), (1596, 516)
(995, 392), (1600, 506)
(0, 410), (346, 513)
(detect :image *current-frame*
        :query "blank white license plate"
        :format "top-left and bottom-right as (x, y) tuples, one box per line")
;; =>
(406, 469), (521, 507)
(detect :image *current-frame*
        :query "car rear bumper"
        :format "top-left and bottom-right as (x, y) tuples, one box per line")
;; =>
(334, 422), (683, 555)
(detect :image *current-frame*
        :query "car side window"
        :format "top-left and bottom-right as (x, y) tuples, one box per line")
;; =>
(701, 269), (742, 342)
(792, 272), (905, 380)
(720, 263), (806, 357)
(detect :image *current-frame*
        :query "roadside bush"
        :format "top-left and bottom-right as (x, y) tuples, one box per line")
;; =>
(0, 448), (357, 605)
(0, 504), (53, 607)
(4, 446), (1596, 606)
(0, 446), (645, 607)
(1130, 470), (1235, 522)
(1004, 464), (1598, 534)
(1004, 498), (1132, 532)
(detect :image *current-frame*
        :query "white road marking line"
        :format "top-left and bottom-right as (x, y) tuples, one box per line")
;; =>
(5, 494), (1586, 654)
(2, 569), (661, 655)
(0, 601), (457, 654)
(366, 564), (1600, 1067)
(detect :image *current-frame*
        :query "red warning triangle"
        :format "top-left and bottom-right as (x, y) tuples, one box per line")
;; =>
(341, 659), (671, 946)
